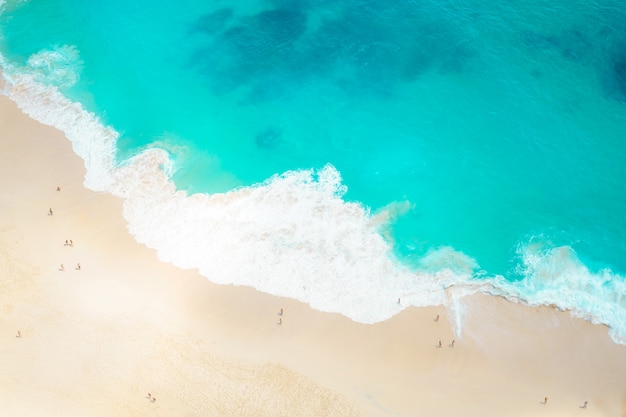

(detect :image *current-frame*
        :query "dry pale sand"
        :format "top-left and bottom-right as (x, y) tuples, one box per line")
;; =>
(1, 92), (625, 417)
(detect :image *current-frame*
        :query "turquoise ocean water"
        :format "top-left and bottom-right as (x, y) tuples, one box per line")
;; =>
(1, 0), (625, 341)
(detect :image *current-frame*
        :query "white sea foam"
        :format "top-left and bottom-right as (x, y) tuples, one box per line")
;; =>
(1, 59), (118, 191)
(494, 243), (626, 344)
(111, 149), (466, 322)
(26, 45), (83, 89)
(2, 50), (625, 344)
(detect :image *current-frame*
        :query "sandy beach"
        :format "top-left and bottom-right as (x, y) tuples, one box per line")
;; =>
(1, 91), (626, 417)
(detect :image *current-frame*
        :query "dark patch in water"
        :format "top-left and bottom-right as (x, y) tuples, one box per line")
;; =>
(254, 8), (308, 45)
(519, 25), (626, 102)
(190, 8), (234, 35)
(190, 7), (307, 97)
(520, 26), (599, 65)
(256, 127), (283, 149)
(221, 8), (307, 64)
(187, 2), (477, 101)
(303, 4), (475, 93)
(610, 53), (626, 100)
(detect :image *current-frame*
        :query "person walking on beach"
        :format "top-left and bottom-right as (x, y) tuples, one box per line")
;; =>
(438, 340), (442, 348)
(69, 239), (73, 247)
(16, 330), (21, 338)
(56, 186), (61, 191)
(544, 397), (548, 404)
(450, 340), (455, 348)
(48, 208), (53, 216)
(434, 314), (440, 322)
(582, 401), (588, 408)
(59, 264), (65, 271)
(278, 318), (282, 325)
(64, 240), (69, 246)
(76, 263), (81, 271)
(279, 308), (283, 316)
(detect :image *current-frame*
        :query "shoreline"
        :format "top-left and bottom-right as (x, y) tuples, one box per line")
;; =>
(3, 68), (625, 343)
(1, 92), (626, 416)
